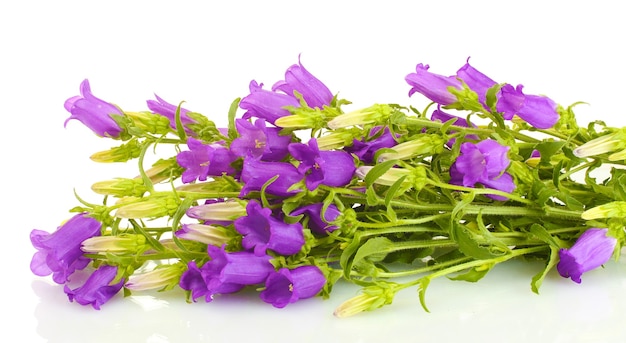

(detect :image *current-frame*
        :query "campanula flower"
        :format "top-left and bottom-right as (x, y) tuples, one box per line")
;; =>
(344, 127), (398, 164)
(234, 201), (305, 256)
(557, 228), (617, 283)
(288, 138), (356, 190)
(64, 265), (124, 310)
(240, 157), (303, 197)
(30, 213), (102, 284)
(497, 84), (559, 129)
(449, 139), (515, 200)
(272, 56), (333, 109)
(230, 118), (292, 161)
(290, 203), (340, 234)
(260, 265), (326, 308)
(455, 59), (497, 109)
(176, 137), (237, 183)
(240, 81), (301, 125)
(406, 63), (462, 105)
(64, 79), (123, 138)
(179, 260), (244, 302)
(146, 94), (196, 132)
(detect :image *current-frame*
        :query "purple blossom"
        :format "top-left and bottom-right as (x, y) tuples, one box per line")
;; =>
(344, 127), (398, 164)
(449, 139), (515, 201)
(260, 265), (326, 308)
(405, 63), (462, 105)
(230, 118), (292, 161)
(455, 59), (497, 109)
(179, 260), (244, 302)
(64, 265), (124, 310)
(63, 79), (123, 138)
(240, 80), (300, 125)
(290, 203), (340, 235)
(176, 137), (237, 183)
(30, 213), (102, 284)
(557, 228), (617, 283)
(272, 56), (333, 108)
(288, 138), (356, 190)
(146, 94), (196, 132)
(234, 201), (305, 256)
(240, 157), (303, 197)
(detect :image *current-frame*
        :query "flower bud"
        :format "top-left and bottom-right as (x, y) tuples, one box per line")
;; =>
(115, 194), (180, 219)
(327, 104), (393, 129)
(125, 263), (186, 291)
(82, 234), (147, 254)
(92, 178), (148, 198)
(377, 134), (445, 163)
(186, 200), (248, 222)
(124, 111), (171, 135)
(175, 224), (231, 246)
(90, 139), (142, 163)
(581, 201), (626, 220)
(573, 128), (626, 159)
(333, 284), (397, 317)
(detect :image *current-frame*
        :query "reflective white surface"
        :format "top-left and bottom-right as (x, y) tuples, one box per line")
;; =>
(3, 1), (626, 342)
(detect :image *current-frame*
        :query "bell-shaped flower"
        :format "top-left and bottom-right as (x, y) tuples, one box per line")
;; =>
(240, 156), (303, 197)
(176, 137), (238, 183)
(344, 127), (398, 164)
(30, 213), (102, 284)
(240, 81), (300, 125)
(178, 260), (244, 302)
(64, 79), (123, 138)
(271, 56), (333, 109)
(230, 118), (292, 161)
(405, 63), (462, 105)
(449, 139), (515, 200)
(497, 84), (558, 129)
(64, 265), (125, 310)
(259, 265), (326, 308)
(290, 203), (340, 234)
(557, 228), (617, 283)
(146, 94), (196, 132)
(234, 201), (305, 256)
(289, 138), (355, 191)
(455, 59), (497, 109)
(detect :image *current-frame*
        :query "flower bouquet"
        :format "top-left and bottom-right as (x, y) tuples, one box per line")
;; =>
(30, 57), (625, 316)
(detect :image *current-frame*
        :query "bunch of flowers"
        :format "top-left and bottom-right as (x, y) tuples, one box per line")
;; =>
(30, 57), (626, 316)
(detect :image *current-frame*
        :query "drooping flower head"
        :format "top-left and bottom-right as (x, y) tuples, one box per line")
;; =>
(146, 94), (196, 132)
(260, 265), (326, 308)
(557, 228), (617, 283)
(240, 81), (301, 125)
(290, 203), (341, 235)
(272, 56), (334, 109)
(230, 118), (292, 161)
(176, 137), (238, 183)
(64, 265), (125, 310)
(288, 138), (356, 191)
(30, 213), (102, 284)
(405, 63), (462, 105)
(234, 200), (305, 256)
(455, 59), (497, 109)
(64, 79), (123, 138)
(449, 139), (515, 200)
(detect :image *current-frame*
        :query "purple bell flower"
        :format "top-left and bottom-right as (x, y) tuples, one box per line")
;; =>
(146, 94), (196, 132)
(290, 203), (340, 235)
(30, 213), (102, 284)
(63, 79), (123, 138)
(557, 228), (617, 283)
(176, 137), (237, 183)
(179, 260), (244, 302)
(288, 138), (356, 191)
(449, 139), (515, 201)
(345, 127), (398, 164)
(240, 157), (303, 197)
(455, 59), (497, 110)
(405, 63), (462, 105)
(230, 118), (292, 161)
(240, 80), (301, 125)
(271, 56), (333, 109)
(259, 265), (326, 308)
(234, 201), (305, 256)
(64, 265), (124, 310)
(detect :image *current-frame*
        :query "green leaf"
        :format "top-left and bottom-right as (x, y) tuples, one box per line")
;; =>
(227, 97), (241, 140)
(364, 159), (398, 186)
(531, 246), (560, 294)
(452, 221), (501, 260)
(448, 263), (494, 282)
(535, 141), (566, 165)
(417, 277), (431, 313)
(352, 237), (394, 270)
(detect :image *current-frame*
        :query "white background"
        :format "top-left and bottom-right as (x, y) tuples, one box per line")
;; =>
(2, 1), (626, 342)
